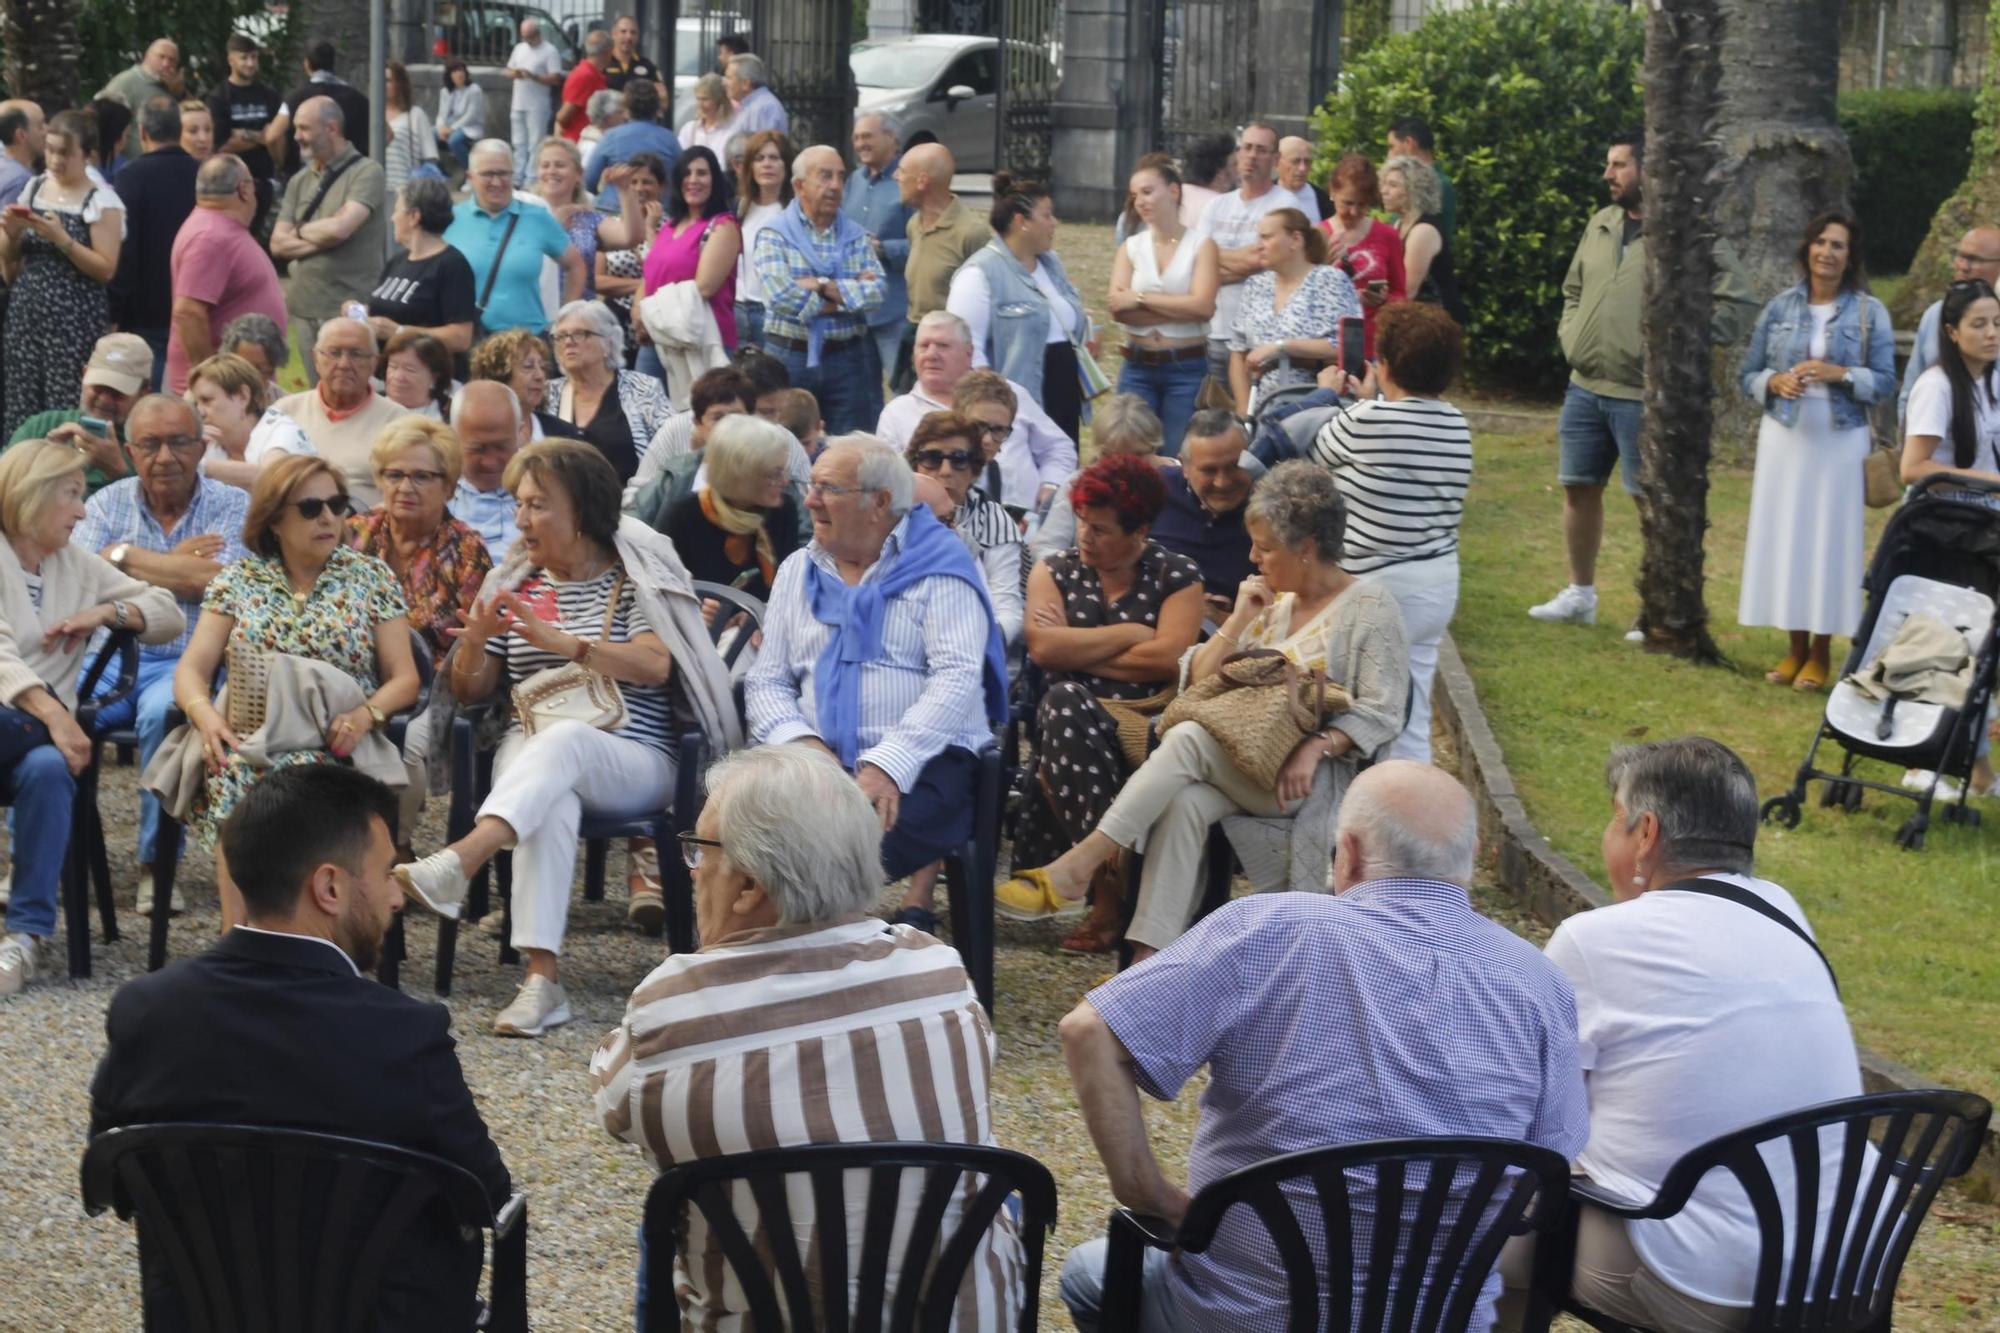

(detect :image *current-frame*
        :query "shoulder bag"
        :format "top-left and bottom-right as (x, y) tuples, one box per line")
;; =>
(1158, 647), (1353, 790)
(1662, 877), (1839, 995)
(511, 570), (630, 736)
(473, 210), (523, 339)
(296, 153), (358, 226)
(1857, 297), (1904, 509)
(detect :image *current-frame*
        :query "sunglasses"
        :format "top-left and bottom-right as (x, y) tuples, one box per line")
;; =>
(290, 495), (354, 520)
(913, 448), (977, 472)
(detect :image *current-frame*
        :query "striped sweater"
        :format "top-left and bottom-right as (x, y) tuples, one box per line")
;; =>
(1308, 397), (1473, 574)
(591, 916), (1024, 1331)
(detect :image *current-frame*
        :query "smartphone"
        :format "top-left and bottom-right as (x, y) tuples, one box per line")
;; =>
(79, 414), (111, 437)
(1338, 316), (1366, 377)
(1367, 278), (1388, 297)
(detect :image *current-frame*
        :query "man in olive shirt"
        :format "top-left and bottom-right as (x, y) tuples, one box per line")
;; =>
(271, 97), (386, 387)
(893, 142), (987, 392)
(96, 39), (184, 160)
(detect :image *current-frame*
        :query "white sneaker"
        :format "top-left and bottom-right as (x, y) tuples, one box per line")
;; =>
(1902, 770), (1964, 800)
(1529, 585), (1598, 625)
(394, 850), (469, 921)
(134, 869), (186, 917)
(0, 932), (40, 996)
(493, 975), (572, 1037)
(1624, 618), (1645, 644)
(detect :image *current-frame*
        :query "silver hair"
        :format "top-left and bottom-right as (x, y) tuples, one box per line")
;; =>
(723, 131), (750, 169)
(315, 316), (378, 358)
(1606, 737), (1759, 875)
(469, 137), (515, 169)
(553, 298), (624, 366)
(727, 53), (769, 88)
(1334, 764), (1479, 887)
(220, 312), (287, 369)
(451, 380), (523, 435)
(585, 88), (621, 126)
(301, 95), (344, 133)
(1091, 392), (1163, 456)
(195, 153), (249, 198)
(704, 745), (882, 924)
(791, 144), (841, 183)
(1244, 460), (1346, 561)
(854, 110), (901, 143)
(584, 28), (612, 56)
(705, 414), (793, 503)
(1383, 153), (1441, 218)
(831, 433), (914, 517)
(915, 309), (972, 347)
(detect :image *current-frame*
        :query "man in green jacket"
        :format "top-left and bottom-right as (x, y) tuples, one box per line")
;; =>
(1530, 128), (1755, 630)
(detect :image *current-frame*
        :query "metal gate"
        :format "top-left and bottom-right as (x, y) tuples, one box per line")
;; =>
(1150, 0), (1263, 161)
(993, 0), (1062, 177)
(659, 0), (854, 152)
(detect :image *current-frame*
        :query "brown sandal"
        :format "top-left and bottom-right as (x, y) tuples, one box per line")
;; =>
(1060, 864), (1126, 954)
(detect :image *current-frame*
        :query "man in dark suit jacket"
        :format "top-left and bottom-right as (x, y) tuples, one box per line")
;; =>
(109, 95), (199, 389)
(89, 765), (511, 1332)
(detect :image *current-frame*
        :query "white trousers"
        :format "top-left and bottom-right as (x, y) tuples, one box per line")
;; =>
(480, 720), (674, 955)
(1359, 553), (1459, 764)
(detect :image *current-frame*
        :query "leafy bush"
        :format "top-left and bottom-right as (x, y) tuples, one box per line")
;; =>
(0, 0), (298, 108)
(1311, 0), (1642, 390)
(1838, 88), (1974, 276)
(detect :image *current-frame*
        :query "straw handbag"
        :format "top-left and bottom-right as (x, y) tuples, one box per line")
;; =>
(224, 639), (272, 736)
(1158, 648), (1352, 789)
(1099, 687), (1175, 769)
(511, 572), (629, 736)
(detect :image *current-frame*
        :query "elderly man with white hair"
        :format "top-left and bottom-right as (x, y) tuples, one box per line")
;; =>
(504, 17), (565, 182)
(723, 53), (788, 135)
(877, 310), (1074, 513)
(443, 139), (585, 336)
(745, 434), (1007, 906)
(270, 95), (386, 384)
(270, 318), (410, 508)
(1056, 760), (1590, 1333)
(590, 743), (1025, 1329)
(843, 112), (913, 390)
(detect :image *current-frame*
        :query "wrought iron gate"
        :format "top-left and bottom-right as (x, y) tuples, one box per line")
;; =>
(993, 0), (1062, 178)
(1147, 0), (1343, 159)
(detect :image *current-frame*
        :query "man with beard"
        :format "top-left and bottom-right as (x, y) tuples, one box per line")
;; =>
(89, 763), (512, 1331)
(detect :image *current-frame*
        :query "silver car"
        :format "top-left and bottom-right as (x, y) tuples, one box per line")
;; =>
(852, 35), (1054, 173)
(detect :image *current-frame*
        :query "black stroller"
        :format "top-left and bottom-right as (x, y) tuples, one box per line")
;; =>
(1761, 475), (2000, 849)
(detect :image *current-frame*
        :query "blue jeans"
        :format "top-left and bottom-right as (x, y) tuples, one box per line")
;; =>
(1557, 382), (1644, 495)
(1059, 1236), (1188, 1333)
(635, 342), (664, 384)
(89, 653), (178, 864)
(446, 128), (477, 168)
(1117, 355), (1207, 457)
(734, 299), (766, 353)
(764, 335), (883, 436)
(1, 718), (75, 938)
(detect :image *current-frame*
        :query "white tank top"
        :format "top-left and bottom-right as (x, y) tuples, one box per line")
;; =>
(1125, 229), (1208, 341)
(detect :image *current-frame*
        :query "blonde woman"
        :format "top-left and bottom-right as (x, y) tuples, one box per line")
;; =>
(1381, 154), (1467, 325)
(535, 135), (659, 304)
(187, 352), (318, 492)
(178, 100), (214, 161)
(0, 439), (181, 993)
(677, 72), (737, 157)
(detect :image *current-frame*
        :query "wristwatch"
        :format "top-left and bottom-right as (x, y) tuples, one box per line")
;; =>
(111, 599), (128, 629)
(366, 703), (387, 728)
(107, 542), (130, 570)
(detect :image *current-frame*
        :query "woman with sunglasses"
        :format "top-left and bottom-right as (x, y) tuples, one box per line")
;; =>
(657, 412), (797, 600)
(173, 454), (420, 927)
(905, 410), (1023, 646)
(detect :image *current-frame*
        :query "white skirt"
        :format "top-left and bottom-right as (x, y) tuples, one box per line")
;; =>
(1737, 400), (1869, 637)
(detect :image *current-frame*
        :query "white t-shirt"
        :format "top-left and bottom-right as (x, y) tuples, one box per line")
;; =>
(736, 201), (783, 303)
(1544, 875), (1861, 1306)
(1196, 185), (1299, 344)
(506, 40), (565, 120)
(203, 408), (318, 485)
(945, 260), (1079, 362)
(1904, 364), (2000, 476)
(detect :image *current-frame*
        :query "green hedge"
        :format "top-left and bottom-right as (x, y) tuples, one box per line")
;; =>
(1312, 0), (1643, 390)
(1838, 88), (1974, 276)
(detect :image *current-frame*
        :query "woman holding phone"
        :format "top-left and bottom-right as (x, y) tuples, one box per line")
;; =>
(1318, 154), (1406, 359)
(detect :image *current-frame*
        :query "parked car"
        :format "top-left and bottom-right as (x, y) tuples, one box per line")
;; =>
(438, 0), (580, 66)
(851, 34), (1056, 173)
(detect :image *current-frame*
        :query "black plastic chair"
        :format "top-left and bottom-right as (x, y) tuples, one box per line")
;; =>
(939, 739), (1004, 1015)
(642, 1141), (1058, 1333)
(1542, 1089), (1993, 1333)
(1100, 1137), (1573, 1333)
(82, 1122), (526, 1333)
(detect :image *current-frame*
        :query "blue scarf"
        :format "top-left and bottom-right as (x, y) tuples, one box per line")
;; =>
(770, 199), (868, 368)
(804, 505), (1010, 770)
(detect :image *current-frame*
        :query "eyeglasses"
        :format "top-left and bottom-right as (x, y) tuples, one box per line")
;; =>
(913, 448), (977, 472)
(381, 468), (446, 488)
(289, 495), (354, 520)
(550, 329), (600, 346)
(677, 831), (724, 869)
(805, 480), (878, 499)
(972, 420), (1010, 438)
(128, 434), (202, 455)
(318, 346), (372, 362)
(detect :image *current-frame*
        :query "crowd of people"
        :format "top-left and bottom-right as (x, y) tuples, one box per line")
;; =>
(0, 20), (1978, 1333)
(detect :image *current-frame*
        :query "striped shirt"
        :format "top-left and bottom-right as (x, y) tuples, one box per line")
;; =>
(745, 515), (994, 791)
(752, 208), (885, 347)
(954, 493), (1025, 645)
(589, 916), (1024, 1332)
(484, 564), (674, 753)
(73, 476), (251, 659)
(1309, 397), (1473, 574)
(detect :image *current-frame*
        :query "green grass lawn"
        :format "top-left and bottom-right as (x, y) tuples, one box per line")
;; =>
(1454, 430), (2000, 1101)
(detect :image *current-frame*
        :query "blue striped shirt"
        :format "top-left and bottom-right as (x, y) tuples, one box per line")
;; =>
(745, 513), (993, 791)
(73, 476), (250, 659)
(1088, 881), (1590, 1332)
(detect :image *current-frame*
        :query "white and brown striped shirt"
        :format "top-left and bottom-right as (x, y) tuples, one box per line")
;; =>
(590, 916), (1024, 1332)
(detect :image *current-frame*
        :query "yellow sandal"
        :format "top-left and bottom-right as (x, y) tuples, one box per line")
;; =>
(994, 867), (1087, 922)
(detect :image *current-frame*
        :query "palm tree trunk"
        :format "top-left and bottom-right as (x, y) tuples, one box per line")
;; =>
(1, 0), (81, 113)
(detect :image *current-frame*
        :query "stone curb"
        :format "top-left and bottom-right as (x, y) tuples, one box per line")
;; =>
(1433, 632), (1998, 1200)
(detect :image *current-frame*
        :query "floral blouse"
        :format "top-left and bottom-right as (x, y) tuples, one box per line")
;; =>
(1230, 264), (1362, 412)
(346, 511), (493, 659)
(1046, 542), (1203, 700)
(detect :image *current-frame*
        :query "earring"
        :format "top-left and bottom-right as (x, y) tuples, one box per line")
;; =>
(1630, 865), (1647, 888)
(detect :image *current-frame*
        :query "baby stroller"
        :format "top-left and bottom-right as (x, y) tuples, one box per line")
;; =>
(1760, 475), (2000, 849)
(1247, 382), (1350, 467)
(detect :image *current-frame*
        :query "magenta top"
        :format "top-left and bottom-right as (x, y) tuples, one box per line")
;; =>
(642, 212), (739, 350)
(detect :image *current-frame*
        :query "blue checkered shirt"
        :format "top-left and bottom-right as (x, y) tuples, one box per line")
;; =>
(1088, 880), (1590, 1332)
(752, 204), (885, 347)
(73, 476), (250, 660)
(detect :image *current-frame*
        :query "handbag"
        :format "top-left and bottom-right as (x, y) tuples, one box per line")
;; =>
(1855, 296), (1904, 509)
(224, 638), (272, 736)
(510, 571), (630, 736)
(1158, 648), (1352, 790)
(1098, 687), (1175, 769)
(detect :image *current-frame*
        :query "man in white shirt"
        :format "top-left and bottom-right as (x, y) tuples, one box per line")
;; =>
(876, 311), (1073, 513)
(1497, 736), (1860, 1333)
(505, 19), (565, 185)
(1195, 122), (1292, 383)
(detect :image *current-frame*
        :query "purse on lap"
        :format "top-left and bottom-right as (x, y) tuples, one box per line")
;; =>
(510, 572), (630, 736)
(1158, 648), (1352, 790)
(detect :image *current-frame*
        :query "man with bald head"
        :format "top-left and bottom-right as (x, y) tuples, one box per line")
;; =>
(1277, 134), (1330, 223)
(1057, 760), (1589, 1332)
(168, 154), (285, 393)
(1901, 224), (2000, 425)
(271, 96), (386, 384)
(843, 113), (913, 389)
(0, 99), (44, 208)
(449, 381), (532, 560)
(895, 141), (987, 390)
(97, 39), (184, 158)
(753, 145), (887, 433)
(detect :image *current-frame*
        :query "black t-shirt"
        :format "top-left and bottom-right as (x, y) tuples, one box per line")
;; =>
(207, 80), (281, 180)
(368, 246), (478, 333)
(280, 77), (370, 172)
(604, 56), (662, 92)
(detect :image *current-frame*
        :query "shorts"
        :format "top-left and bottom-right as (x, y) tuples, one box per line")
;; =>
(1558, 382), (1644, 495)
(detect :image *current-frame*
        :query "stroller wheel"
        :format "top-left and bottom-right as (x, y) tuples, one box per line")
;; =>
(1941, 802), (1983, 828)
(1843, 782), (1864, 813)
(1819, 781), (1847, 809)
(1760, 795), (1802, 830)
(1895, 815), (1928, 850)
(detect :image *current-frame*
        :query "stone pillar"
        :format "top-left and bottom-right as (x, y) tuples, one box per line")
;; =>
(1051, 0), (1146, 221)
(1899, 0), (1956, 88)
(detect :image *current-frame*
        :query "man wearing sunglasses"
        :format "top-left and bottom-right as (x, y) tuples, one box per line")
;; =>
(74, 395), (249, 905)
(1900, 226), (2000, 428)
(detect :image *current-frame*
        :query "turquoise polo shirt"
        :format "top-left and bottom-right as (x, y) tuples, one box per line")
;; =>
(444, 196), (573, 335)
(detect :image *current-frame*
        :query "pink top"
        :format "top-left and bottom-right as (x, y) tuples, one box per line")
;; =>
(1319, 217), (1406, 358)
(642, 213), (738, 350)
(168, 206), (288, 393)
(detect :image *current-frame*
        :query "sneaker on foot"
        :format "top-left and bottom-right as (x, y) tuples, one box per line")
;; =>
(1528, 585), (1598, 625)
(626, 889), (664, 935)
(394, 849), (469, 921)
(0, 932), (40, 996)
(1624, 617), (1645, 644)
(1902, 770), (1964, 800)
(493, 975), (572, 1037)
(133, 868), (186, 917)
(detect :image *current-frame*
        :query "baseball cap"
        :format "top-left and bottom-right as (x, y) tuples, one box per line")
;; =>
(83, 333), (155, 397)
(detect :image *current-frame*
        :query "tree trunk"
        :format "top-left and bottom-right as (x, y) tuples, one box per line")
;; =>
(1708, 0), (1853, 461)
(1637, 0), (1725, 663)
(2, 0), (81, 112)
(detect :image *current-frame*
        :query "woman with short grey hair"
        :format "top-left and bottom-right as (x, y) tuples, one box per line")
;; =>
(1381, 153), (1466, 323)
(658, 413), (800, 600)
(366, 175), (477, 361)
(220, 312), (291, 389)
(543, 297), (670, 482)
(1000, 460), (1411, 961)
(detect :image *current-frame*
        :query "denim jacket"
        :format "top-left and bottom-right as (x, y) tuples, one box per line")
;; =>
(963, 238), (1090, 402)
(1738, 284), (1897, 430)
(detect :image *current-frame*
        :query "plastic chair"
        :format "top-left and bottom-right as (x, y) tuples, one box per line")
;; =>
(81, 1122), (526, 1333)
(1100, 1137), (1572, 1333)
(641, 1141), (1057, 1333)
(942, 740), (1003, 1014)
(1542, 1089), (1993, 1333)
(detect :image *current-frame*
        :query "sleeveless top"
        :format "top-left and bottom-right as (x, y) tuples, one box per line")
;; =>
(1124, 229), (1207, 342)
(642, 212), (738, 349)
(1414, 211), (1468, 325)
